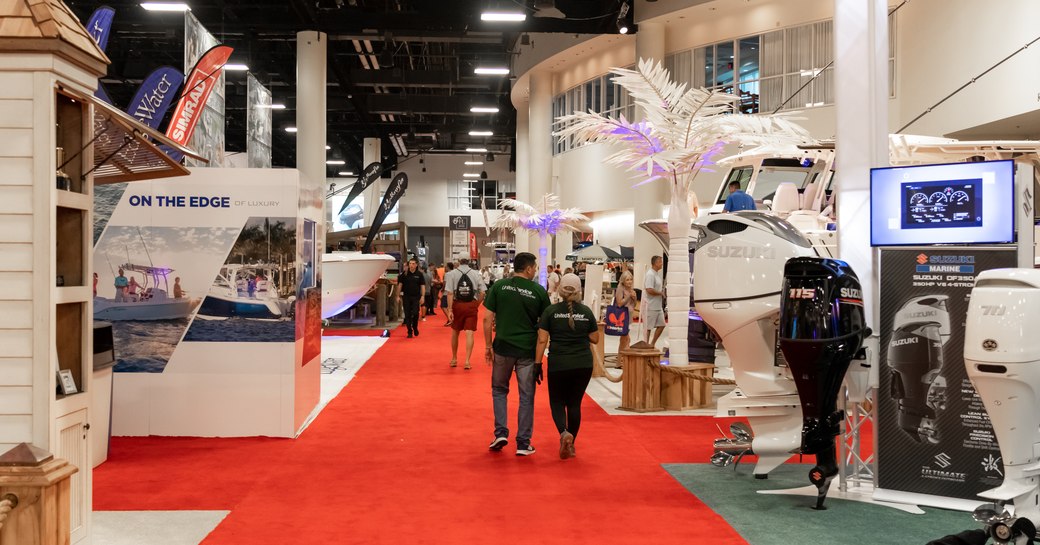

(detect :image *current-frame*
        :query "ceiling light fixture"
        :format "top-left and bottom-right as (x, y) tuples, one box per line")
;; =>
(464, 161), (484, 166)
(481, 11), (527, 22)
(325, 145), (331, 150)
(485, 152), (495, 162)
(470, 106), (500, 113)
(284, 127), (298, 133)
(463, 173), (480, 178)
(259, 103), (286, 109)
(474, 67), (509, 75)
(338, 171), (355, 176)
(469, 130), (493, 136)
(466, 147), (488, 153)
(326, 160), (346, 165)
(223, 63), (249, 71)
(616, 1), (631, 34)
(141, 2), (190, 11)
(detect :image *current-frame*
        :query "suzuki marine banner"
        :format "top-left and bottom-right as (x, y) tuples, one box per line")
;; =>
(362, 172), (407, 253)
(166, 44), (233, 147)
(126, 66), (184, 130)
(876, 246), (1015, 500)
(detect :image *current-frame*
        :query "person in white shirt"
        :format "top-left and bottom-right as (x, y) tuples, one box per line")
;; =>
(546, 264), (562, 303)
(643, 256), (666, 346)
(444, 257), (488, 369)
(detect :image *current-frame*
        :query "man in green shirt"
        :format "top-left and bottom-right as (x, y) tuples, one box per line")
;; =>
(483, 252), (551, 456)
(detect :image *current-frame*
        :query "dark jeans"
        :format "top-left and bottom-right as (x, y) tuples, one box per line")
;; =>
(426, 287), (438, 314)
(548, 367), (593, 438)
(402, 295), (421, 333)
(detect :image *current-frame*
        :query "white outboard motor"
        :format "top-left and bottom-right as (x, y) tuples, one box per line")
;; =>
(962, 269), (1040, 545)
(693, 212), (817, 477)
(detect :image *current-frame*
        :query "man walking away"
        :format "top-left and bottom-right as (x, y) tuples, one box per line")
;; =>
(546, 264), (562, 303)
(483, 252), (551, 456)
(446, 257), (486, 369)
(723, 180), (756, 212)
(643, 256), (666, 347)
(398, 258), (426, 338)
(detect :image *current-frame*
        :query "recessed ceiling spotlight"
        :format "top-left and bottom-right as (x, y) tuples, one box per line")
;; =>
(481, 11), (526, 22)
(325, 145), (331, 150)
(474, 67), (510, 75)
(469, 130), (493, 136)
(141, 2), (190, 11)
(470, 106), (500, 113)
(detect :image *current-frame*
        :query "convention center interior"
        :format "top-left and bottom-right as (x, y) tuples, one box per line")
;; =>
(2, 0), (1040, 544)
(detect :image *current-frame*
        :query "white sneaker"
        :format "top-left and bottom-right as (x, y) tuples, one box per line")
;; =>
(516, 445), (536, 456)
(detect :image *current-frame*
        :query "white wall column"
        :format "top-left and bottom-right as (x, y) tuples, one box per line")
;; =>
(633, 21), (669, 286)
(363, 137), (381, 226)
(297, 31), (326, 202)
(834, 0), (888, 329)
(528, 70), (554, 273)
(514, 99), (531, 254)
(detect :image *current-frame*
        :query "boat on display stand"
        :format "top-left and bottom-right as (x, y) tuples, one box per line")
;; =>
(197, 263), (293, 320)
(321, 251), (396, 319)
(94, 263), (198, 321)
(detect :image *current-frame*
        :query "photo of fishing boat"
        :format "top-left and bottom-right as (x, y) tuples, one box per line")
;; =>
(184, 216), (298, 342)
(93, 225), (240, 373)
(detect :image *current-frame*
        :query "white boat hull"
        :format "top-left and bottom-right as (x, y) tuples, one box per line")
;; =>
(321, 252), (395, 319)
(93, 297), (197, 321)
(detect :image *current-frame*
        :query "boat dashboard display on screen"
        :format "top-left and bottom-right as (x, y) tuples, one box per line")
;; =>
(871, 160), (1014, 246)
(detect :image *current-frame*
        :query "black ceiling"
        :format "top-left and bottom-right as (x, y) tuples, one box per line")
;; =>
(68, 0), (635, 176)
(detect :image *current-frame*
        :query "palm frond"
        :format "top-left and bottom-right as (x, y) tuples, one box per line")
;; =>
(493, 193), (587, 236)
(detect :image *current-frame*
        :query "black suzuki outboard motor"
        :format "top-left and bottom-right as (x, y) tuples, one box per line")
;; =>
(887, 295), (951, 444)
(778, 257), (870, 510)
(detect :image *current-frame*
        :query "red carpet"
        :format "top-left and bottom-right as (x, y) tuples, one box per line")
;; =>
(95, 307), (750, 544)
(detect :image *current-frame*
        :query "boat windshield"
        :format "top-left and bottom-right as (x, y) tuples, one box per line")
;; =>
(715, 166), (754, 205)
(750, 167), (812, 202)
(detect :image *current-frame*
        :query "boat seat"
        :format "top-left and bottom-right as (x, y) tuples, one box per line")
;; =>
(770, 183), (800, 218)
(801, 181), (820, 212)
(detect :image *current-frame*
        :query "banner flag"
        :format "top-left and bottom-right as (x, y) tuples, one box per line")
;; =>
(86, 6), (116, 52)
(95, 81), (114, 105)
(126, 66), (184, 130)
(338, 162), (383, 215)
(165, 44), (233, 147)
(362, 172), (408, 253)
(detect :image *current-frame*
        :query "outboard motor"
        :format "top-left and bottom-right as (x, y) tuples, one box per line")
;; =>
(778, 257), (870, 510)
(960, 269), (1040, 545)
(693, 212), (817, 477)
(887, 296), (951, 444)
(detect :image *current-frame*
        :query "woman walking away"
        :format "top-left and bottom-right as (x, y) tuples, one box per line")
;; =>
(535, 273), (599, 459)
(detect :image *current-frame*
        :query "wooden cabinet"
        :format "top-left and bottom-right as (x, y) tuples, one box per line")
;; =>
(55, 409), (90, 543)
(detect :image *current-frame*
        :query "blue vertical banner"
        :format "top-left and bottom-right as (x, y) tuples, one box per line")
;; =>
(125, 67), (184, 130)
(86, 6), (116, 51)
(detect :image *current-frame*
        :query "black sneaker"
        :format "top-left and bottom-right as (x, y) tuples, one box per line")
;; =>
(489, 437), (508, 451)
(407, 333), (413, 339)
(516, 445), (536, 456)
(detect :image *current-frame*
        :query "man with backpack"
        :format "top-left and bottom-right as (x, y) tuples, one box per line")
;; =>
(445, 256), (487, 369)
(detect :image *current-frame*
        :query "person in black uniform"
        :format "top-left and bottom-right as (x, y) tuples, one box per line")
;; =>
(397, 258), (426, 338)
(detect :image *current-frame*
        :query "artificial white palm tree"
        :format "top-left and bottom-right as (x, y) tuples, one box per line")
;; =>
(495, 193), (589, 286)
(555, 58), (810, 366)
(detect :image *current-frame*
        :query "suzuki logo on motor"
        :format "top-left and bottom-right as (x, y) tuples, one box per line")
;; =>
(981, 305), (1006, 316)
(788, 288), (815, 299)
(982, 339), (998, 351)
(840, 287), (862, 299)
(705, 246), (777, 259)
(934, 452), (953, 469)
(891, 337), (919, 347)
(903, 310), (937, 320)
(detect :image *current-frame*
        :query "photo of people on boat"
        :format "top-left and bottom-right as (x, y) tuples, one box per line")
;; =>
(93, 225), (240, 373)
(183, 216), (298, 343)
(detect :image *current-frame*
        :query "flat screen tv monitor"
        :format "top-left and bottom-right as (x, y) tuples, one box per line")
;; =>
(870, 159), (1015, 246)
